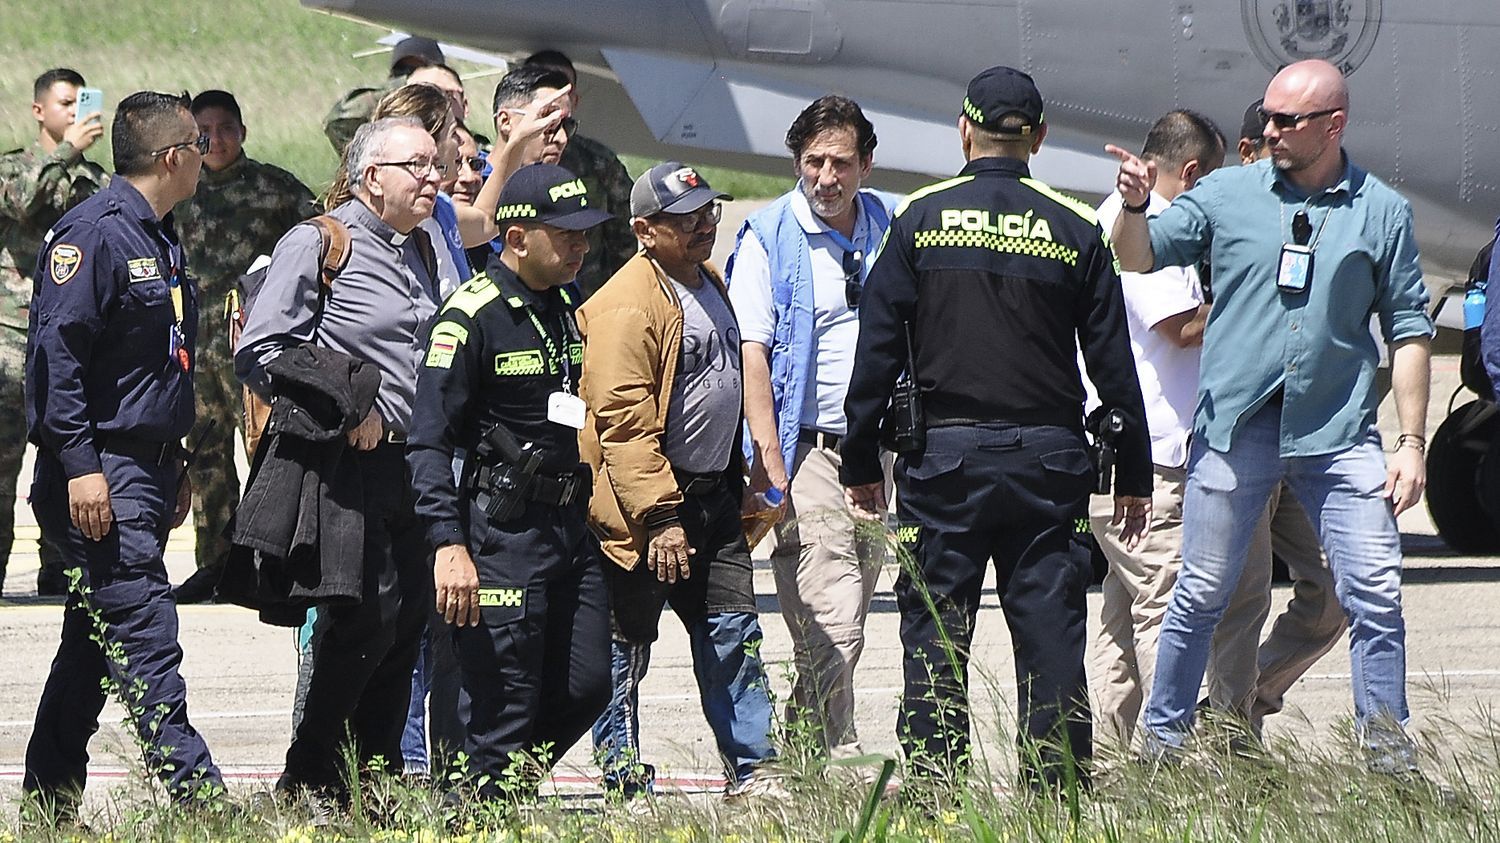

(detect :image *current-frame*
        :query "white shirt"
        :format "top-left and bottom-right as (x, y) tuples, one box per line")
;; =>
(728, 189), (877, 435)
(1084, 191), (1203, 468)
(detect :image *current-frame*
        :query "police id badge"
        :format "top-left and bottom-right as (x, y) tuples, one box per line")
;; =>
(1277, 244), (1312, 293)
(547, 391), (586, 429)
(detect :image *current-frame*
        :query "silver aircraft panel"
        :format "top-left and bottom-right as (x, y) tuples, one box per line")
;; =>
(302, 0), (1500, 279)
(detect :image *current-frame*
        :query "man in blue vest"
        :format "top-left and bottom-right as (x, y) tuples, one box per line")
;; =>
(727, 96), (899, 762)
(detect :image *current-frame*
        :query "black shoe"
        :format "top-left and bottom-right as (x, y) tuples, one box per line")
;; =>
(173, 566), (223, 604)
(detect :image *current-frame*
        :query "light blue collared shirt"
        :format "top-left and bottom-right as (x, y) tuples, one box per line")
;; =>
(1147, 155), (1433, 457)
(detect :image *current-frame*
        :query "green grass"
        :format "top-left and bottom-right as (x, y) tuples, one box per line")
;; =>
(1, 0), (789, 199)
(9, 711), (1499, 842)
(16, 524), (1500, 841)
(620, 155), (792, 203)
(3, 0), (382, 194)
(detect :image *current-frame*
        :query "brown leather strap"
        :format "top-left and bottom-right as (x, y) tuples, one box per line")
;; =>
(306, 215), (351, 289)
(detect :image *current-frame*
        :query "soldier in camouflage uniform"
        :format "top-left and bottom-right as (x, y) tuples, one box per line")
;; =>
(524, 51), (638, 298)
(0, 68), (107, 594)
(323, 36), (445, 153)
(173, 90), (318, 603)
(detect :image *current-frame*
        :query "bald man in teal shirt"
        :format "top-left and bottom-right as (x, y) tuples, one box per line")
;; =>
(1108, 59), (1433, 774)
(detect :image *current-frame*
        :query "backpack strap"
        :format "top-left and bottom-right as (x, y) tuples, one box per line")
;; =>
(306, 214), (351, 289)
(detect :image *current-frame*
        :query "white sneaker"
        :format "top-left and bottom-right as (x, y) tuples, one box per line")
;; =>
(725, 771), (792, 802)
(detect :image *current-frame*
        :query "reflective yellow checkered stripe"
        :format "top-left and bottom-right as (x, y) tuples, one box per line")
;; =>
(477, 587), (524, 608)
(913, 229), (1079, 266)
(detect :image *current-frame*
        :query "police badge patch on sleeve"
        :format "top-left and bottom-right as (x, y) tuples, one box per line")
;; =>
(49, 244), (82, 285)
(424, 320), (470, 369)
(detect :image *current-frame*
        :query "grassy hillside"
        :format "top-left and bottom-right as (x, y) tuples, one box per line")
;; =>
(0, 0), (787, 198)
(3, 1), (385, 193)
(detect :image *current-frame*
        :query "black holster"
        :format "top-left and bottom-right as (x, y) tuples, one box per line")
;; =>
(470, 445), (547, 523)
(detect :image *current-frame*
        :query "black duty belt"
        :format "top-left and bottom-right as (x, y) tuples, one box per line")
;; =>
(94, 433), (189, 467)
(471, 463), (584, 507)
(798, 428), (841, 451)
(674, 469), (724, 497)
(926, 409), (1082, 430)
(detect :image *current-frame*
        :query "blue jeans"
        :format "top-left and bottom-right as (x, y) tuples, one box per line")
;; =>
(592, 611), (776, 792)
(1144, 403), (1412, 768)
(402, 632), (431, 774)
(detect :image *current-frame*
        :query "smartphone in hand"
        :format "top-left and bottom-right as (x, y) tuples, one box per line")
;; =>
(76, 87), (104, 121)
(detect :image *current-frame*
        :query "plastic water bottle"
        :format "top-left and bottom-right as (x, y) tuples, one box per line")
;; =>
(743, 486), (785, 547)
(1465, 283), (1486, 331)
(755, 486), (785, 509)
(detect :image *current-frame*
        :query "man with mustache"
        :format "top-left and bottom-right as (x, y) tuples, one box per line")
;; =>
(579, 162), (782, 801)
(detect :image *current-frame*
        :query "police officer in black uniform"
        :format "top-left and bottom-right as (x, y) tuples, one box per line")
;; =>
(23, 91), (222, 814)
(840, 67), (1153, 788)
(407, 163), (613, 798)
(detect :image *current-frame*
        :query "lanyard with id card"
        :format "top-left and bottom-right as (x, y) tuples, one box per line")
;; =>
(1277, 206), (1325, 294)
(525, 300), (586, 429)
(161, 235), (191, 373)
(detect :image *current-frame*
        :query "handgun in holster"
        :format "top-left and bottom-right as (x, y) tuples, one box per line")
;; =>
(469, 422), (546, 523)
(1086, 407), (1126, 495)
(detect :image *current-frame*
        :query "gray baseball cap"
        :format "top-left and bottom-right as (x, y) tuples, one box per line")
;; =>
(629, 161), (732, 218)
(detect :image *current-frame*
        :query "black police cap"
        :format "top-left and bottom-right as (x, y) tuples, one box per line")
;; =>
(962, 66), (1045, 137)
(494, 163), (613, 231)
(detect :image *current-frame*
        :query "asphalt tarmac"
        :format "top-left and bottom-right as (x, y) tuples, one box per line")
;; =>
(0, 200), (1493, 812)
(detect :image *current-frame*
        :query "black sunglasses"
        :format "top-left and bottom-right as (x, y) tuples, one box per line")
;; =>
(843, 249), (864, 310)
(152, 133), (211, 157)
(460, 156), (486, 173)
(1257, 107), (1339, 131)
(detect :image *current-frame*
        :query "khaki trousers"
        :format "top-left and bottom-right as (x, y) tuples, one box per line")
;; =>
(1248, 485), (1347, 728)
(771, 441), (884, 756)
(1093, 470), (1346, 742)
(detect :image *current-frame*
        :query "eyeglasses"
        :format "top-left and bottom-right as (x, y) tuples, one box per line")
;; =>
(1292, 209), (1312, 246)
(376, 158), (445, 179)
(656, 202), (722, 234)
(152, 133), (211, 157)
(459, 156), (486, 174)
(843, 249), (864, 310)
(1257, 107), (1339, 131)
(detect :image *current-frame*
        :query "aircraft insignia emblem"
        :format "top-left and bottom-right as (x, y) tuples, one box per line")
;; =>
(1242, 0), (1382, 77)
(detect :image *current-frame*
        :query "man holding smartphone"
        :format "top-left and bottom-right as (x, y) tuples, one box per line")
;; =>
(0, 68), (108, 596)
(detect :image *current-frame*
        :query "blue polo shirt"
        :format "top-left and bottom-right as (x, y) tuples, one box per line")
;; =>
(1147, 155), (1433, 457)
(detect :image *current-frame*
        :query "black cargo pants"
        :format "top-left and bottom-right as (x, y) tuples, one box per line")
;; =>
(893, 422), (1095, 788)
